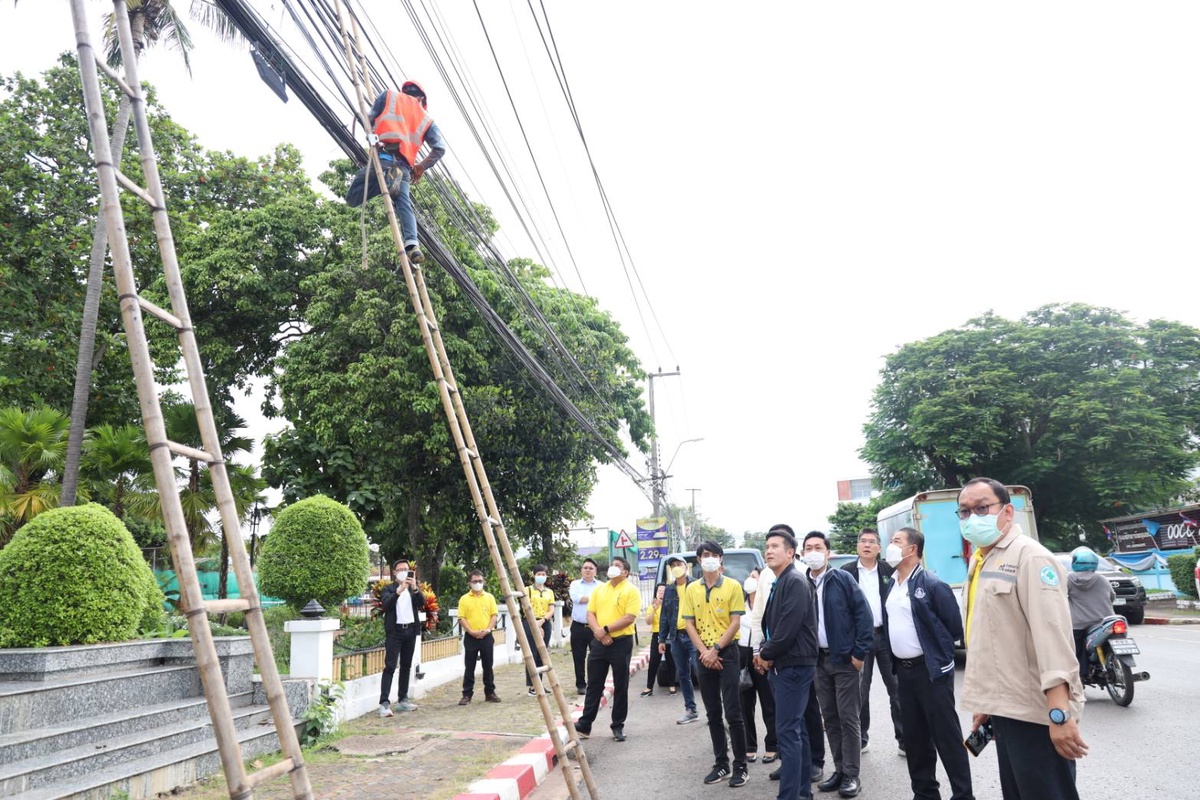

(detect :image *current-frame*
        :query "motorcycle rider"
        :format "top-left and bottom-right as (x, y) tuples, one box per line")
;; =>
(1065, 547), (1116, 681)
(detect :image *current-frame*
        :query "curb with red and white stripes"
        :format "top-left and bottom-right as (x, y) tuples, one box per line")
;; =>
(453, 645), (651, 800)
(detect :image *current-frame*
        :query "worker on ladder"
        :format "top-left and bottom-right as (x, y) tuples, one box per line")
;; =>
(345, 80), (446, 265)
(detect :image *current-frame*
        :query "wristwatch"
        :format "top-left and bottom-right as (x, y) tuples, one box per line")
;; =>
(603, 625), (610, 635)
(1048, 707), (1069, 725)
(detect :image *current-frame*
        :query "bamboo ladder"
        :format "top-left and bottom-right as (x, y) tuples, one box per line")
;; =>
(68, 1), (313, 798)
(332, 3), (600, 798)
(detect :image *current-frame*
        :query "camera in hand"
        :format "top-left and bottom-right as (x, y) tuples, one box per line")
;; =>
(963, 721), (994, 757)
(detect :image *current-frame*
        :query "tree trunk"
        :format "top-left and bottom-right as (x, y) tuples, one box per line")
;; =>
(61, 95), (134, 506)
(218, 532), (229, 600)
(61, 7), (147, 506)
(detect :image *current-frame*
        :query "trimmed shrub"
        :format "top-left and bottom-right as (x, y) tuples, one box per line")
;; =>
(1166, 551), (1199, 598)
(0, 504), (166, 647)
(256, 495), (370, 611)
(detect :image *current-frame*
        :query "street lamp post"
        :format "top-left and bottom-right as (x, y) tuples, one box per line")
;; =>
(653, 436), (704, 524)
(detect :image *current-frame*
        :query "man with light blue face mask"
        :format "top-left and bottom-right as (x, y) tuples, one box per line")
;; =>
(958, 477), (1086, 800)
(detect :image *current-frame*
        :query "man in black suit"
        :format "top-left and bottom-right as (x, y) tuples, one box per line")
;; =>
(840, 528), (903, 756)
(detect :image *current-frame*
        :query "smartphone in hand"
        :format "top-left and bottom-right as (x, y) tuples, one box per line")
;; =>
(963, 722), (994, 757)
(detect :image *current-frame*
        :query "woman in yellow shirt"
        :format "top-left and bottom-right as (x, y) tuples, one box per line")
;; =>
(641, 582), (676, 697)
(523, 564), (557, 696)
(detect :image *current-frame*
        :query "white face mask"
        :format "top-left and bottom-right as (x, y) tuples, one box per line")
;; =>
(804, 552), (827, 572)
(743, 577), (759, 594)
(470, 582), (484, 592)
(534, 574), (547, 585)
(700, 557), (721, 573)
(607, 565), (623, 579)
(394, 570), (408, 583)
(884, 543), (906, 568)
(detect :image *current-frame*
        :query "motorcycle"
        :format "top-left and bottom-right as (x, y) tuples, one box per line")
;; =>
(1083, 613), (1149, 706)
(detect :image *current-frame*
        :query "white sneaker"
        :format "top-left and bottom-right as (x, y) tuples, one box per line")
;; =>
(396, 700), (418, 712)
(378, 703), (393, 718)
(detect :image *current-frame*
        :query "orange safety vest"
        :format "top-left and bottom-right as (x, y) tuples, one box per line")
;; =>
(373, 91), (433, 168)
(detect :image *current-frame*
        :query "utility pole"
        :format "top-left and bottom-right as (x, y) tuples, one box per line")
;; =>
(647, 367), (680, 518)
(686, 488), (701, 547)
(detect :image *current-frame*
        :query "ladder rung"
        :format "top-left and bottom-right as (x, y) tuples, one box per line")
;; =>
(136, 296), (185, 330)
(560, 737), (578, 752)
(508, 591), (525, 600)
(246, 757), (295, 788)
(462, 447), (477, 460)
(205, 599), (251, 615)
(535, 665), (552, 675)
(93, 54), (137, 99)
(163, 440), (218, 463)
(487, 517), (500, 527)
(442, 378), (457, 393)
(425, 317), (439, 332)
(113, 168), (161, 208)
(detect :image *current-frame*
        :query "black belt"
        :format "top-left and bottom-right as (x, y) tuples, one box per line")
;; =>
(395, 622), (419, 632)
(818, 648), (830, 657)
(897, 655), (925, 669)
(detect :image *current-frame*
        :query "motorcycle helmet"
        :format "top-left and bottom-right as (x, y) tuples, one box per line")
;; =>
(1070, 546), (1100, 573)
(401, 80), (428, 109)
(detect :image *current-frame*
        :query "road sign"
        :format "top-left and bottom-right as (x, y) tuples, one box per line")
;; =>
(613, 530), (636, 549)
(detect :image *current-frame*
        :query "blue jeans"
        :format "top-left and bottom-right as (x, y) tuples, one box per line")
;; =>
(670, 635), (697, 713)
(345, 156), (418, 248)
(770, 664), (815, 800)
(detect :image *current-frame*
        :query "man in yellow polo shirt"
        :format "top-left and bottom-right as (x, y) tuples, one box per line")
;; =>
(458, 569), (500, 705)
(682, 540), (748, 788)
(575, 556), (641, 742)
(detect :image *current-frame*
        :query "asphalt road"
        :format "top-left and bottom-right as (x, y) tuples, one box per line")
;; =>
(543, 623), (1197, 799)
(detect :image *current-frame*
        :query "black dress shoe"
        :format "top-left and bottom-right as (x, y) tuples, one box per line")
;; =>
(817, 771), (843, 793)
(769, 766), (781, 781)
(838, 775), (861, 798)
(612, 726), (626, 742)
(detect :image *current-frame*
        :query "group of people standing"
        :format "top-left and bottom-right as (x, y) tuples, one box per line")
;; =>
(379, 477), (1090, 800)
(564, 477), (1090, 800)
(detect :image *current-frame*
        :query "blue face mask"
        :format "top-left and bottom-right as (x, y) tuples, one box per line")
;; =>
(960, 513), (1005, 547)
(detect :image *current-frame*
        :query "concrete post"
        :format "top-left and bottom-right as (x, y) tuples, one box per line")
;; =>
(284, 617), (341, 681)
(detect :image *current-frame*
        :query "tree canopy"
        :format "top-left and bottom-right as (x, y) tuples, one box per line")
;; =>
(861, 303), (1200, 547)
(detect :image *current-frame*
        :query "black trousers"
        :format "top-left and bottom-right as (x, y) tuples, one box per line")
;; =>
(860, 627), (903, 745)
(522, 618), (551, 687)
(570, 621), (593, 691)
(739, 644), (777, 754)
(379, 627), (418, 704)
(462, 633), (495, 697)
(646, 632), (664, 689)
(896, 660), (973, 800)
(805, 678), (825, 769)
(697, 643), (747, 772)
(992, 716), (1079, 800)
(578, 635), (634, 730)
(1072, 628), (1090, 681)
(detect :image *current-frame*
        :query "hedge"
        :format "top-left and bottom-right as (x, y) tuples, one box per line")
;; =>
(1166, 549), (1199, 598)
(0, 504), (166, 647)
(256, 495), (370, 611)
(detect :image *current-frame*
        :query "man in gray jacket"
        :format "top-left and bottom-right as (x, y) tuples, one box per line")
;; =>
(1065, 546), (1115, 681)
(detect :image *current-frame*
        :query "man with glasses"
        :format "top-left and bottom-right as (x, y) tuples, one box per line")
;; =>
(958, 477), (1086, 800)
(840, 528), (903, 756)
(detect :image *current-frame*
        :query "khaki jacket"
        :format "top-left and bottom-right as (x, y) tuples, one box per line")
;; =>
(960, 525), (1084, 725)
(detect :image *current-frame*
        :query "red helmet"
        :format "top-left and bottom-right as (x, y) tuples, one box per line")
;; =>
(401, 80), (427, 109)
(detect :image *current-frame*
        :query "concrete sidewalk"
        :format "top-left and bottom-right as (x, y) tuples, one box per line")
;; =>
(1143, 598), (1200, 625)
(170, 633), (653, 800)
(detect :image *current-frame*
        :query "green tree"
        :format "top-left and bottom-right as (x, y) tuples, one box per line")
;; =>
(827, 495), (894, 553)
(0, 407), (69, 546)
(262, 167), (651, 593)
(861, 304), (1200, 549)
(81, 423), (153, 520)
(257, 495), (370, 611)
(60, 1), (241, 507)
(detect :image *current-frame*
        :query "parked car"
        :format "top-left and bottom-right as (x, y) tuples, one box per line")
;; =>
(1055, 553), (1147, 625)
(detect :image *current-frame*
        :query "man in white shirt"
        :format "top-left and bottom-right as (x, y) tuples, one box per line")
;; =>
(884, 528), (973, 800)
(839, 528), (904, 755)
(379, 559), (427, 716)
(568, 559), (600, 694)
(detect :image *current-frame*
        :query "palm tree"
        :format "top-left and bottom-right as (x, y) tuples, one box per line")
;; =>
(59, 0), (242, 507)
(0, 407), (69, 546)
(81, 423), (154, 519)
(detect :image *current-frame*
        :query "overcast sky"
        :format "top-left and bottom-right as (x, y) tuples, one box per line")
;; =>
(4, 2), (1199, 550)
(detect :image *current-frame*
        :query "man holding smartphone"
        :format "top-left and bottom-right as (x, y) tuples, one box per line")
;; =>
(884, 528), (973, 800)
(379, 558), (427, 716)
